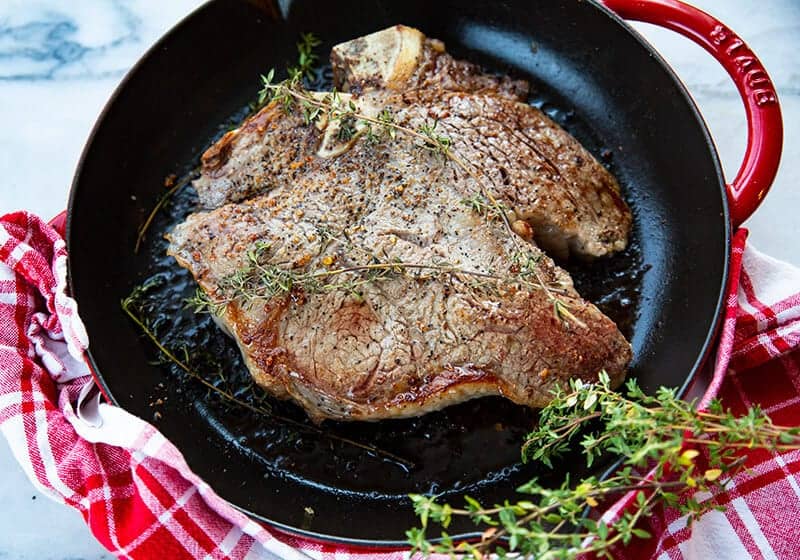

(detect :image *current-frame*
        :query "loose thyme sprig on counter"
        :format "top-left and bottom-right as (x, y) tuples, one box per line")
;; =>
(406, 372), (800, 559)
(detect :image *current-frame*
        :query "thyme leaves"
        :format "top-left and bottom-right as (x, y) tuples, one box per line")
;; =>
(417, 119), (452, 159)
(461, 193), (504, 218)
(187, 237), (569, 318)
(407, 373), (800, 558)
(288, 32), (322, 82)
(256, 32), (321, 107)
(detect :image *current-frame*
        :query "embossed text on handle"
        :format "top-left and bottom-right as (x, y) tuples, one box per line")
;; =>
(709, 24), (777, 107)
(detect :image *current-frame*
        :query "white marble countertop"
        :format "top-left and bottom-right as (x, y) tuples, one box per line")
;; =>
(1, 1), (797, 558)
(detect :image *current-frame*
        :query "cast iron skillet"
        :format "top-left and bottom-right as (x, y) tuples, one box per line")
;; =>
(66, 0), (782, 547)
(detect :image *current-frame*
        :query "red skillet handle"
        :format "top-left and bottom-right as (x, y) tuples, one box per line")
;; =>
(600, 0), (783, 227)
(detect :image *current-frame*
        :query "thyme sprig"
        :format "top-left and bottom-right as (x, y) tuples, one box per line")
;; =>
(461, 194), (508, 219)
(122, 281), (415, 470)
(258, 78), (458, 164)
(137, 32), (322, 255)
(418, 119), (452, 158)
(256, 32), (321, 107)
(186, 239), (569, 316)
(258, 75), (457, 157)
(407, 372), (800, 558)
(288, 32), (321, 81)
(134, 168), (200, 254)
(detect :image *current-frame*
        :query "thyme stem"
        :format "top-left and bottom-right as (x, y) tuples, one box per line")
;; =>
(195, 255), (571, 315)
(134, 168), (200, 254)
(121, 293), (415, 470)
(407, 373), (800, 558)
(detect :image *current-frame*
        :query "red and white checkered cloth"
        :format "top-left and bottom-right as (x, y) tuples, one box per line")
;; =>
(1, 211), (799, 559)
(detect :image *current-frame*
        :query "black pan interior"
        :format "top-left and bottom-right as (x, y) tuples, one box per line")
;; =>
(67, 0), (728, 544)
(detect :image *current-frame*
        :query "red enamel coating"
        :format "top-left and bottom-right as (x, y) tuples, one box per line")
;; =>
(601, 0), (783, 227)
(49, 210), (68, 237)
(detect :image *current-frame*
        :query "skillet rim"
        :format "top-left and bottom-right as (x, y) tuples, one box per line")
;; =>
(66, 0), (731, 547)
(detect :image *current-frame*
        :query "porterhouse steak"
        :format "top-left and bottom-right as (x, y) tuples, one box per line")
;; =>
(167, 26), (633, 422)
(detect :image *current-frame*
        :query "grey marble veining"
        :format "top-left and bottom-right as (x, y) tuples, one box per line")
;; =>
(1, 4), (200, 559)
(0, 1), (797, 558)
(0, 1), (141, 81)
